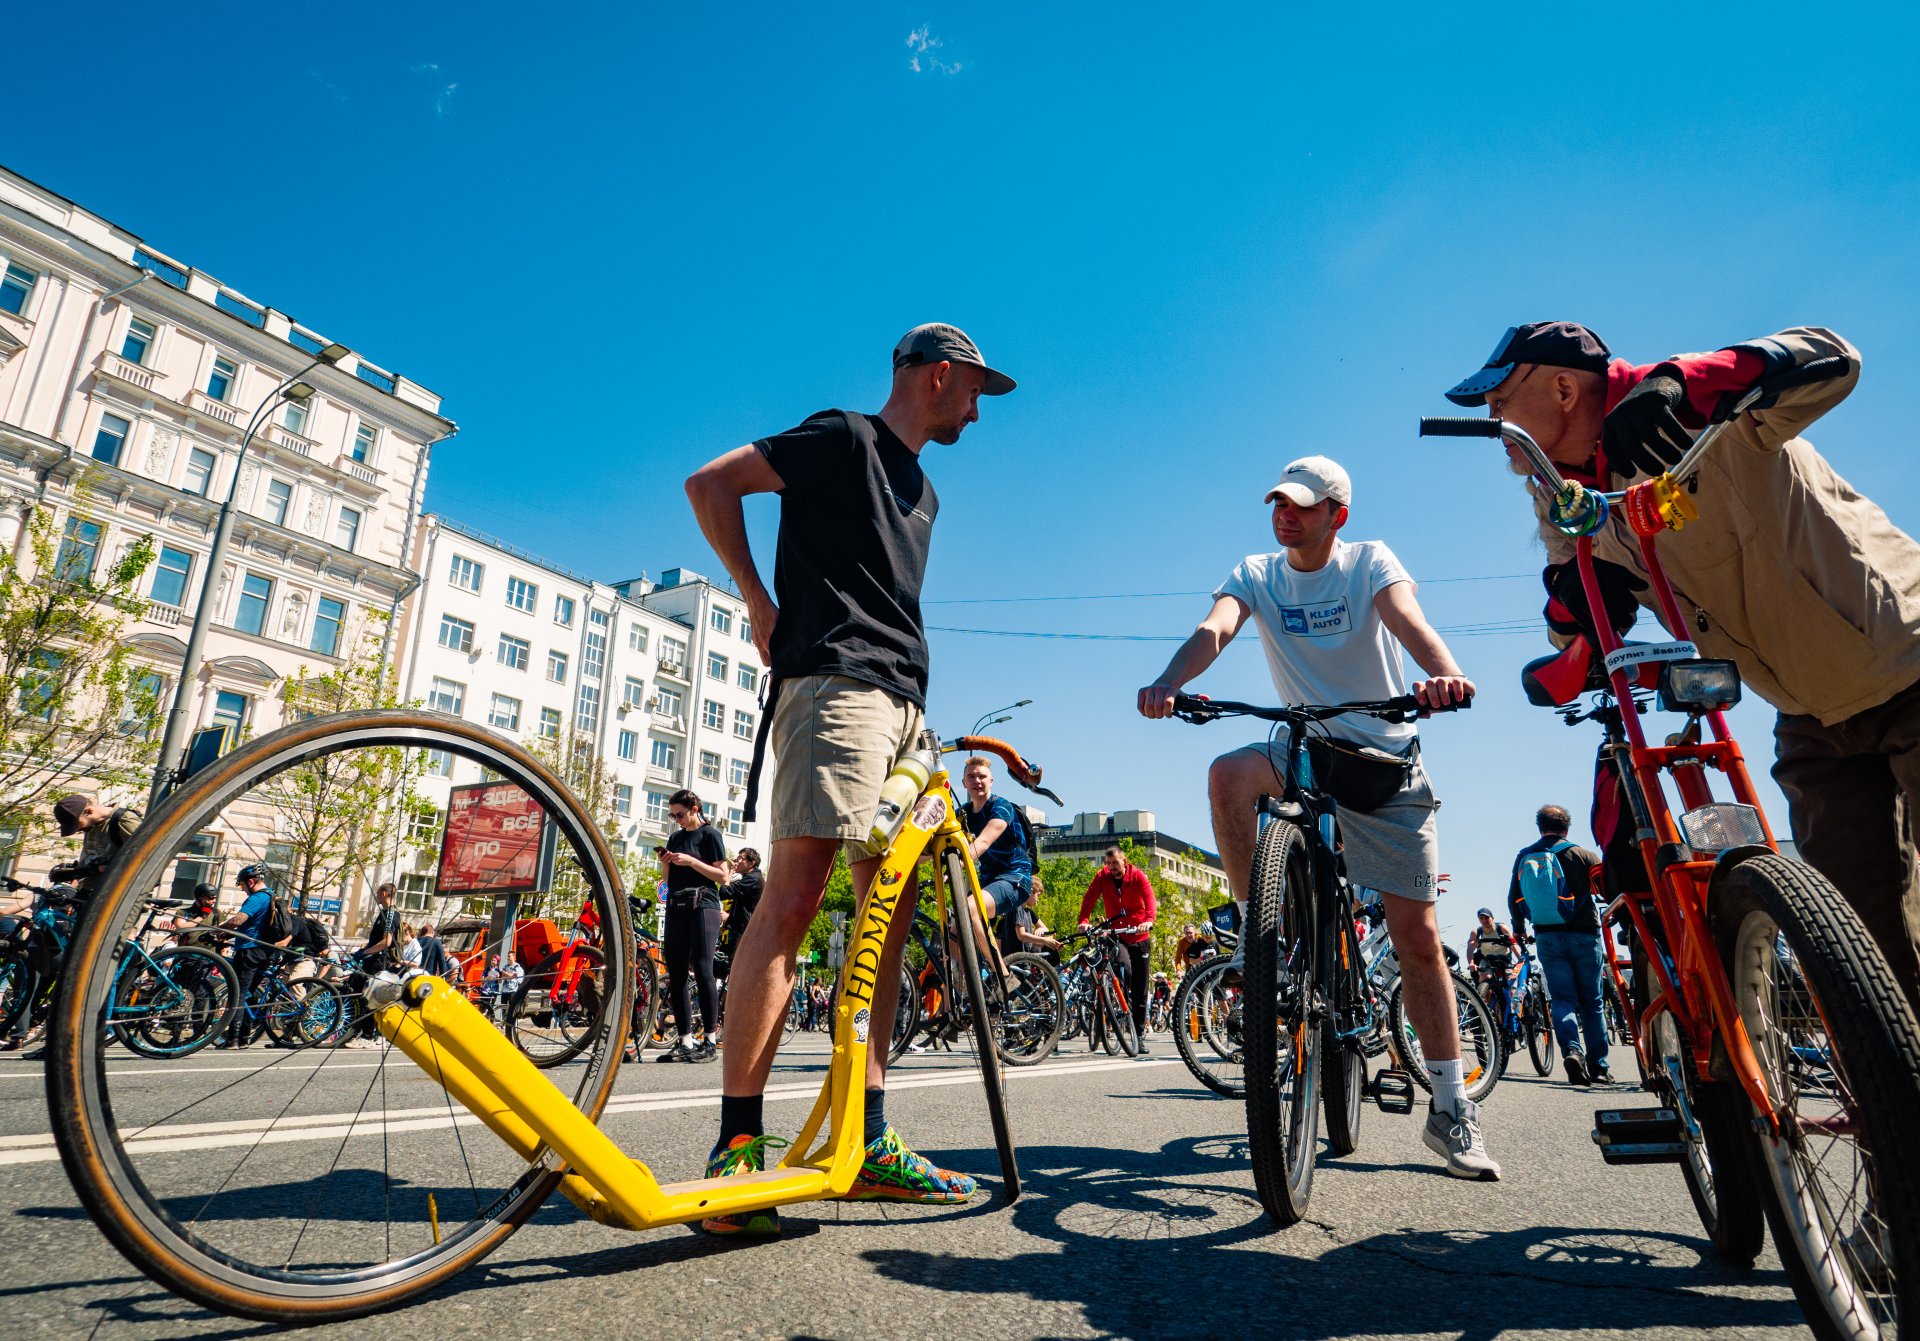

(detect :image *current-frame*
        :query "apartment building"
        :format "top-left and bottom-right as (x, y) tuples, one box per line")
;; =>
(0, 162), (453, 915)
(1038, 810), (1226, 901)
(395, 517), (771, 917)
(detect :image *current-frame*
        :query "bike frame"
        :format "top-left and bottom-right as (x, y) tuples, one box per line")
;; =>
(363, 752), (1007, 1231)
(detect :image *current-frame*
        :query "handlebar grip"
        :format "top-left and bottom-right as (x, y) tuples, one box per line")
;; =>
(1418, 416), (1504, 439)
(1755, 355), (1852, 398)
(1423, 694), (1474, 713)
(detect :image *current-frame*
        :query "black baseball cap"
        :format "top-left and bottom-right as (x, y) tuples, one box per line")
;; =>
(892, 323), (1017, 396)
(1445, 322), (1612, 406)
(54, 794), (90, 837)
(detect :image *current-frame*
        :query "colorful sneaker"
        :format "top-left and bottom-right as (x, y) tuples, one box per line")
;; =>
(700, 1133), (790, 1236)
(841, 1126), (977, 1203)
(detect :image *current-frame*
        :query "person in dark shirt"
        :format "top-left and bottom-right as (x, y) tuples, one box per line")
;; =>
(684, 322), (1015, 1228)
(217, 864), (283, 1049)
(1507, 804), (1609, 1085)
(960, 755), (1035, 960)
(656, 789), (731, 1064)
(720, 848), (764, 974)
(415, 922), (453, 979)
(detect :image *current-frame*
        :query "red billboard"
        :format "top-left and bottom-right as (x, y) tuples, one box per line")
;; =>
(435, 782), (554, 896)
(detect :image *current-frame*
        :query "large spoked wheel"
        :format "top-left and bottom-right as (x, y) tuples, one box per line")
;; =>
(1646, 1008), (1765, 1267)
(1321, 913), (1365, 1158)
(944, 850), (1020, 1200)
(996, 952), (1064, 1066)
(111, 947), (238, 1060)
(1391, 970), (1503, 1103)
(47, 710), (632, 1325)
(629, 952), (660, 1056)
(505, 943), (609, 1069)
(1525, 982), (1557, 1077)
(1171, 956), (1244, 1098)
(1715, 855), (1920, 1341)
(886, 965), (921, 1063)
(1096, 957), (1138, 1057)
(1242, 818), (1320, 1226)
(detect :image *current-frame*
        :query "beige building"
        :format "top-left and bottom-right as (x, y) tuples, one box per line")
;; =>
(1038, 809), (1226, 901)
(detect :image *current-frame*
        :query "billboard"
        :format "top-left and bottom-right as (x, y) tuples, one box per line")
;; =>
(435, 781), (556, 897)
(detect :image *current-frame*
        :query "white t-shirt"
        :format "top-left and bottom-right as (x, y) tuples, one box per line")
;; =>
(1216, 539), (1416, 751)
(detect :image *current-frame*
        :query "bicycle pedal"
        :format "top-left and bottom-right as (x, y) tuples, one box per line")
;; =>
(1591, 1106), (1686, 1164)
(1365, 1068), (1415, 1115)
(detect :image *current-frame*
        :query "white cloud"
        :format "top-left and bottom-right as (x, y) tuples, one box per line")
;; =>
(410, 63), (458, 116)
(307, 69), (349, 102)
(434, 82), (459, 116)
(905, 25), (962, 75)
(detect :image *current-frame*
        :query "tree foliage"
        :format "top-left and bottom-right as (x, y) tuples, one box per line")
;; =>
(0, 496), (158, 865)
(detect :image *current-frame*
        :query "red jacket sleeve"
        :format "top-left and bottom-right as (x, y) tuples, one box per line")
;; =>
(1078, 876), (1103, 925)
(1132, 868), (1157, 924)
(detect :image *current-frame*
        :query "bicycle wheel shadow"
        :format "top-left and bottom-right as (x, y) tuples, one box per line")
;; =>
(858, 1135), (1805, 1340)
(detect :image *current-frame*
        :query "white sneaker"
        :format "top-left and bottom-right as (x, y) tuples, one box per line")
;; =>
(1423, 1099), (1501, 1180)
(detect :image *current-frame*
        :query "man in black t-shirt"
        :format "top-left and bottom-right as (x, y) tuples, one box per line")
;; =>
(686, 322), (1016, 1231)
(719, 848), (764, 974)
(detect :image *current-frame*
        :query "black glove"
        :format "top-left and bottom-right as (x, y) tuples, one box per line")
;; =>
(1603, 365), (1692, 478)
(1543, 559), (1647, 645)
(48, 863), (78, 883)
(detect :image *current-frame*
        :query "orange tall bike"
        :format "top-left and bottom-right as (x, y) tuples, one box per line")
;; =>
(1423, 358), (1917, 1341)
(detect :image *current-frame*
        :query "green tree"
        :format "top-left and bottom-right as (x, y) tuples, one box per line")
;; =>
(0, 497), (158, 867)
(521, 726), (632, 922)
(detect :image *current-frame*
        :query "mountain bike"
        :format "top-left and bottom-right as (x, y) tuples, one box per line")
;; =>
(1171, 909), (1244, 1096)
(1478, 937), (1556, 1077)
(1422, 356), (1920, 1339)
(46, 710), (1047, 1323)
(889, 893), (1066, 1067)
(1167, 691), (1473, 1225)
(1058, 921), (1140, 1058)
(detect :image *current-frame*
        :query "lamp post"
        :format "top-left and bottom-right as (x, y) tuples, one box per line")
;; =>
(970, 699), (1033, 735)
(149, 344), (350, 806)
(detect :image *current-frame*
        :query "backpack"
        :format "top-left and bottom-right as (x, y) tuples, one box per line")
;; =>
(1516, 840), (1577, 929)
(261, 893), (297, 947)
(291, 915), (330, 955)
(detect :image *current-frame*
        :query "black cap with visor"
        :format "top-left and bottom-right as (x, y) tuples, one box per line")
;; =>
(1446, 322), (1612, 406)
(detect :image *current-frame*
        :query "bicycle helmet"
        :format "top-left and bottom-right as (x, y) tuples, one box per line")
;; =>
(236, 863), (272, 885)
(192, 883), (219, 906)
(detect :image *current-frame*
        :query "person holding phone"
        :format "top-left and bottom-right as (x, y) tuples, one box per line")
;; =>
(657, 790), (731, 1063)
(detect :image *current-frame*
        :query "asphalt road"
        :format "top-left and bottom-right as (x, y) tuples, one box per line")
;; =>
(0, 1028), (1811, 1340)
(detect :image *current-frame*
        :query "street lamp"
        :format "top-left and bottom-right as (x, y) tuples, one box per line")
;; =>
(970, 699), (1033, 735)
(149, 343), (351, 805)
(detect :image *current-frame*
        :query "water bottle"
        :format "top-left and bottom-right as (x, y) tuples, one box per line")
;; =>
(868, 749), (936, 849)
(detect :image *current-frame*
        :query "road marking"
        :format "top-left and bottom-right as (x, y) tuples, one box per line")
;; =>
(0, 1055), (1176, 1166)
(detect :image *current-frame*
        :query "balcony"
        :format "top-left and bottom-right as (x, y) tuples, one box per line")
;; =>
(186, 390), (240, 428)
(334, 452), (379, 486)
(264, 423), (319, 458)
(651, 712), (686, 733)
(645, 763), (680, 785)
(145, 603), (185, 628)
(655, 655), (688, 680)
(96, 351), (159, 393)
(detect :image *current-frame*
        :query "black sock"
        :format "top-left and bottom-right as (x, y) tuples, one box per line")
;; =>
(716, 1094), (763, 1154)
(864, 1087), (887, 1146)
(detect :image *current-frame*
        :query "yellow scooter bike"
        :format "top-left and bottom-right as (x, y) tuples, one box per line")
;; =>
(46, 711), (1056, 1324)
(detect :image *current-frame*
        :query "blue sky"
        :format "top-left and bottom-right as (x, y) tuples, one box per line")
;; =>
(11, 2), (1918, 940)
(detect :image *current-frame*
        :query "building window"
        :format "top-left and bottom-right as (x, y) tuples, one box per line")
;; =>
(396, 872), (434, 911)
(17, 651), (62, 719)
(553, 594), (575, 627)
(428, 677), (465, 715)
(661, 635), (688, 669)
(736, 664), (758, 693)
(734, 709), (755, 740)
(617, 729), (637, 761)
(92, 414), (131, 467)
(506, 576), (537, 613)
(406, 807), (442, 849)
(628, 626), (648, 653)
(622, 676), (646, 709)
(710, 606), (734, 636)
(233, 574), (272, 636)
(645, 790), (670, 824)
(614, 784), (633, 818)
(55, 517), (102, 581)
(726, 807), (744, 837)
(706, 651), (728, 682)
(547, 650), (568, 683)
(206, 356), (237, 403)
(575, 684), (601, 734)
(282, 400), (309, 436)
(351, 422), (378, 464)
(311, 596), (345, 656)
(739, 616), (751, 645)
(151, 545), (193, 608)
(650, 738), (678, 772)
(212, 690), (248, 741)
(498, 634), (530, 670)
(449, 554), (483, 592)
(120, 318), (156, 366)
(183, 447), (216, 497)
(438, 615), (475, 653)
(488, 693), (521, 731)
(0, 262), (35, 315)
(335, 506), (361, 552)
(728, 757), (750, 789)
(537, 707), (561, 740)
(702, 699), (725, 731)
(583, 608), (608, 678)
(656, 684), (683, 718)
(422, 748), (453, 778)
(699, 750), (721, 783)
(265, 478), (293, 526)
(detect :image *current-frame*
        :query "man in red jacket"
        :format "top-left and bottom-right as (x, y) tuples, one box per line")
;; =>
(1078, 846), (1158, 1054)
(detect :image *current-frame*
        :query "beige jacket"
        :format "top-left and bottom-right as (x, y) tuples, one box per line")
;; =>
(1537, 327), (1920, 726)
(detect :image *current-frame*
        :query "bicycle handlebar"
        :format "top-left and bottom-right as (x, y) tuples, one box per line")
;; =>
(947, 734), (1064, 805)
(1169, 691), (1471, 725)
(1417, 416), (1504, 439)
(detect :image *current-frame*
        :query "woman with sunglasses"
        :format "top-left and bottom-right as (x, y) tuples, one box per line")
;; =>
(657, 789), (732, 1063)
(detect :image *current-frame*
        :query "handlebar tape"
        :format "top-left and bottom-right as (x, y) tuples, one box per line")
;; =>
(1755, 355), (1852, 397)
(953, 735), (1042, 789)
(1418, 416), (1505, 439)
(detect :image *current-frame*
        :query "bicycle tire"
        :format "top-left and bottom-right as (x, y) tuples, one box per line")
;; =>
(887, 965), (920, 1063)
(1242, 818), (1320, 1226)
(997, 952), (1064, 1066)
(505, 942), (610, 1068)
(1714, 855), (1920, 1341)
(111, 946), (238, 1060)
(47, 709), (632, 1325)
(944, 848), (1020, 1200)
(629, 952), (660, 1055)
(1525, 984), (1557, 1077)
(1390, 970), (1503, 1103)
(0, 957), (31, 1037)
(1096, 960), (1138, 1057)
(1171, 956), (1244, 1098)
(1646, 1009), (1765, 1267)
(1321, 916), (1365, 1157)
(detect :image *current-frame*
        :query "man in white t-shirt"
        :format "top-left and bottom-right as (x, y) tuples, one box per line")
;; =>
(1138, 455), (1499, 1180)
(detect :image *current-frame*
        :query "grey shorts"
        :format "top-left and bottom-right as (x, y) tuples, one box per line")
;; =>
(768, 674), (925, 857)
(1227, 739), (1442, 903)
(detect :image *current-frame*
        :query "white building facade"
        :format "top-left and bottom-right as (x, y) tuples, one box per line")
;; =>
(0, 162), (453, 919)
(395, 517), (772, 919)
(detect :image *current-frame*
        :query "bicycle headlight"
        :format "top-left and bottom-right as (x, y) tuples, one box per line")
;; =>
(1658, 659), (1741, 714)
(1678, 803), (1768, 855)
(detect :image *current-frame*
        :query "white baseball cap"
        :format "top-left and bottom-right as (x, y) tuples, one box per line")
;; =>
(1265, 456), (1352, 508)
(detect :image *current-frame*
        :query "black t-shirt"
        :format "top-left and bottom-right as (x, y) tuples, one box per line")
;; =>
(666, 823), (730, 909)
(726, 869), (764, 929)
(363, 907), (398, 966)
(754, 410), (939, 706)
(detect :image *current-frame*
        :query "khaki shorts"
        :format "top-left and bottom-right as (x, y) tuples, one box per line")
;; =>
(768, 674), (925, 856)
